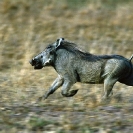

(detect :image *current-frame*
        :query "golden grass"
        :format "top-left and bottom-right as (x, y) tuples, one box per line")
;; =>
(0, 0), (133, 132)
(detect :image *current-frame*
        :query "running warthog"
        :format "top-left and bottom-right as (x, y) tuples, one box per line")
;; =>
(29, 38), (133, 101)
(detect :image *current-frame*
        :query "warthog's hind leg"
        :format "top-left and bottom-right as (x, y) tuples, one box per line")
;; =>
(102, 78), (117, 100)
(37, 76), (63, 102)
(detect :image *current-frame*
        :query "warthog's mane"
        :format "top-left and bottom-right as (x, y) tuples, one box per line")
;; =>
(60, 40), (114, 61)
(61, 40), (91, 57)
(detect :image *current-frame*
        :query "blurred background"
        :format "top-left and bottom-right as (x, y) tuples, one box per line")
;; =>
(0, 0), (133, 132)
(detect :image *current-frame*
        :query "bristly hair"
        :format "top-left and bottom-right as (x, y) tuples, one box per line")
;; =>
(60, 40), (92, 58)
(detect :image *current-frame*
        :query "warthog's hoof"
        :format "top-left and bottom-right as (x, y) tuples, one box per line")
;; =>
(37, 96), (43, 102)
(62, 89), (79, 97)
(101, 91), (113, 101)
(101, 95), (110, 101)
(69, 89), (79, 96)
(109, 91), (113, 97)
(36, 96), (47, 102)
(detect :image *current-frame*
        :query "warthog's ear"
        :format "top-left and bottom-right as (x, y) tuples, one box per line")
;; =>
(55, 38), (64, 49)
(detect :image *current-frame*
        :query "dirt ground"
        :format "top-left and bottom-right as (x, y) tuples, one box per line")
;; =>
(0, 0), (133, 132)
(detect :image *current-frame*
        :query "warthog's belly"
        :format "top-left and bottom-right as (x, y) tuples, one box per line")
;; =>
(77, 61), (104, 84)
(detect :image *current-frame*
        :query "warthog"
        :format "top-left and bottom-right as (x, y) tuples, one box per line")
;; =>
(29, 38), (133, 101)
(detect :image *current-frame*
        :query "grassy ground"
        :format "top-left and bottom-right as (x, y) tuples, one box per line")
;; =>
(0, 0), (133, 132)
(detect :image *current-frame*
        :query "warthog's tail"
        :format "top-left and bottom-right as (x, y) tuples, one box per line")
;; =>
(129, 54), (133, 62)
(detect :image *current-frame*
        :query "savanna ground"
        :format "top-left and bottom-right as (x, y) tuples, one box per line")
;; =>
(0, 0), (133, 132)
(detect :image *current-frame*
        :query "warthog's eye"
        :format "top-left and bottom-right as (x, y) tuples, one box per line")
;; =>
(41, 55), (43, 58)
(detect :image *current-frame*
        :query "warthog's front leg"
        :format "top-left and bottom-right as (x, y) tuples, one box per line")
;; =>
(37, 75), (63, 101)
(61, 81), (78, 97)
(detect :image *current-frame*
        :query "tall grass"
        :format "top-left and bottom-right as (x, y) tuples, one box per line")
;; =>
(0, 1), (133, 92)
(0, 0), (133, 99)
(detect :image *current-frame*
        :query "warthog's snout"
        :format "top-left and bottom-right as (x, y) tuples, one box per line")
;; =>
(29, 58), (43, 69)
(29, 59), (35, 66)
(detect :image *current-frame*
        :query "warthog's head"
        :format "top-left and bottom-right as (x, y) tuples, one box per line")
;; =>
(29, 38), (64, 69)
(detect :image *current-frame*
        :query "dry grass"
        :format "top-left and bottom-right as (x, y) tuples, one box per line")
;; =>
(0, 0), (133, 132)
